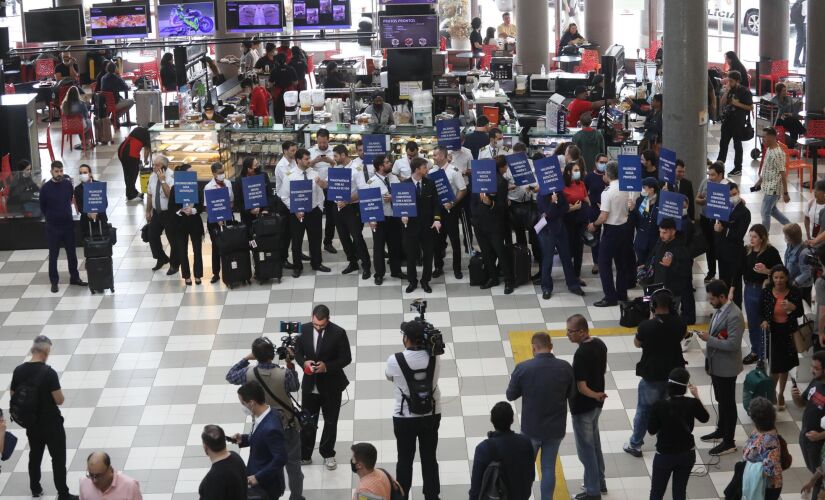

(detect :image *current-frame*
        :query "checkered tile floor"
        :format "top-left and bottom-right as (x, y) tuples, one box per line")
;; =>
(0, 123), (818, 499)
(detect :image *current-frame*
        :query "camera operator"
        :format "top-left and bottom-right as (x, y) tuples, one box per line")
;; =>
(294, 304), (352, 471)
(385, 320), (442, 500)
(225, 336), (304, 500)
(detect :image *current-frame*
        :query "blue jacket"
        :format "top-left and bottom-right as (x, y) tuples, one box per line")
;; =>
(39, 178), (74, 224)
(469, 430), (535, 500)
(506, 352), (575, 440)
(240, 409), (288, 498)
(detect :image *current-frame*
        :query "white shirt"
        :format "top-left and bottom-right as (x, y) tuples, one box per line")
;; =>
(147, 169), (175, 212)
(367, 172), (399, 217)
(348, 157), (374, 181)
(428, 163), (467, 200)
(204, 178), (234, 202)
(385, 349), (441, 418)
(449, 147), (473, 178)
(392, 155), (430, 181)
(309, 145), (334, 181)
(274, 156), (296, 194)
(600, 180), (630, 226)
(478, 144), (508, 160)
(505, 158), (538, 202)
(278, 167), (325, 211)
(251, 406), (271, 435)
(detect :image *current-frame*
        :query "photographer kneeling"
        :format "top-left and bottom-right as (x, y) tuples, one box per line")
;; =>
(226, 335), (304, 500)
(386, 318), (442, 500)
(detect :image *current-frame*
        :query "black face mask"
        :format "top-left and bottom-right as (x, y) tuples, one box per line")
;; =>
(350, 461), (358, 474)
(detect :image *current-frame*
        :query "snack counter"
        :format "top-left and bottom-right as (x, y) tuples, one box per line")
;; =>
(149, 124), (224, 181)
(220, 126), (302, 176)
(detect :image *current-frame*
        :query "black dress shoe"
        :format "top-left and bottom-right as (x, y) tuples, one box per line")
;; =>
(421, 282), (432, 293)
(374, 276), (384, 285)
(70, 279), (88, 287)
(729, 167), (742, 176)
(742, 352), (759, 365)
(301, 253), (311, 261)
(504, 284), (514, 295)
(480, 279), (499, 289)
(530, 271), (542, 281)
(454, 270), (463, 279)
(152, 258), (170, 271)
(594, 298), (618, 307)
(362, 269), (372, 280)
(324, 244), (338, 254)
(432, 268), (443, 278)
(166, 267), (179, 276)
(700, 431), (723, 442)
(292, 268), (302, 278)
(342, 262), (359, 274)
(391, 272), (407, 280)
(405, 282), (418, 293)
(569, 287), (585, 296)
(314, 265), (331, 273)
(210, 275), (220, 284)
(50, 283), (59, 293)
(542, 291), (552, 300)
(282, 260), (294, 270)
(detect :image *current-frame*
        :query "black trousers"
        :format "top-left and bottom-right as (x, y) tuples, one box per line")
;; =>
(335, 204), (370, 269)
(27, 420), (69, 495)
(207, 222), (222, 277)
(403, 223), (436, 285)
(564, 216), (585, 278)
(373, 217), (403, 278)
(434, 205), (462, 272)
(711, 375), (737, 444)
(277, 202), (292, 263)
(149, 209), (180, 268)
(46, 222), (80, 285)
(460, 197), (473, 253)
(718, 259), (743, 308)
(301, 389), (343, 459)
(649, 449), (695, 500)
(179, 228), (203, 280)
(700, 216), (717, 277)
(776, 116), (806, 146)
(120, 155), (140, 200)
(717, 121), (744, 170)
(290, 207), (323, 271)
(474, 223), (513, 285)
(393, 414), (441, 500)
(795, 21), (806, 65)
(322, 192), (336, 246)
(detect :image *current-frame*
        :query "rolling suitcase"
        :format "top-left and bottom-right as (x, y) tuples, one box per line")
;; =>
(461, 210), (488, 286)
(135, 90), (163, 127)
(216, 223), (249, 255)
(95, 117), (113, 144)
(253, 250), (281, 283)
(86, 256), (114, 294)
(222, 250), (252, 289)
(512, 244), (532, 286)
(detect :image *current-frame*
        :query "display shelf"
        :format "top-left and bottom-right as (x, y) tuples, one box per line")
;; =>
(149, 124), (224, 181)
(219, 127), (301, 175)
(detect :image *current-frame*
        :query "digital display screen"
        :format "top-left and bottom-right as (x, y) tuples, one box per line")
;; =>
(24, 8), (84, 43)
(226, 0), (283, 32)
(90, 3), (150, 40)
(292, 0), (351, 30)
(158, 0), (217, 36)
(379, 0), (436, 4)
(379, 15), (439, 49)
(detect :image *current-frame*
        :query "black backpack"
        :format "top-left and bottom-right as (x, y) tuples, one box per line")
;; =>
(379, 469), (405, 500)
(791, 1), (804, 24)
(395, 353), (436, 416)
(9, 364), (49, 429)
(478, 439), (509, 500)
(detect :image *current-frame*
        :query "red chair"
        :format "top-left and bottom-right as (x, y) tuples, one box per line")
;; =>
(99, 91), (121, 134)
(646, 40), (662, 62)
(759, 59), (789, 95)
(60, 114), (89, 156)
(50, 85), (72, 121)
(35, 59), (55, 80)
(4, 83), (13, 94)
(802, 119), (825, 159)
(774, 125), (799, 157)
(575, 49), (601, 74)
(479, 45), (496, 70)
(38, 122), (55, 163)
(779, 142), (814, 192)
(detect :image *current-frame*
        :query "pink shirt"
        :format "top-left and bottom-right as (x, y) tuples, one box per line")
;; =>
(79, 472), (142, 500)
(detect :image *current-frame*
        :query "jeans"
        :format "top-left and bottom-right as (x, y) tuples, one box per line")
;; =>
(394, 414), (441, 500)
(27, 420), (69, 495)
(744, 283), (765, 358)
(761, 194), (790, 232)
(537, 223), (579, 293)
(630, 379), (667, 449)
(572, 408), (605, 496)
(649, 449), (695, 500)
(529, 435), (563, 500)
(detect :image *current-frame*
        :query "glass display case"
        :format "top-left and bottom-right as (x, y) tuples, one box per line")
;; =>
(303, 123), (380, 158)
(527, 128), (575, 157)
(219, 126), (301, 177)
(150, 124), (223, 181)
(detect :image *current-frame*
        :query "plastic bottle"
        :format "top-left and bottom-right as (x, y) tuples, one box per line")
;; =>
(540, 65), (546, 76)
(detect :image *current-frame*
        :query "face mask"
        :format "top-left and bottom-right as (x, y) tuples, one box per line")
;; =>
(596, 162), (606, 172)
(572, 171), (581, 181)
(79, 173), (90, 183)
(22, 170), (31, 178)
(241, 404), (253, 417)
(641, 191), (649, 198)
(821, 415), (825, 429)
(496, 140), (504, 149)
(682, 208), (688, 216)
(216, 173), (225, 182)
(730, 195), (740, 205)
(350, 461), (358, 474)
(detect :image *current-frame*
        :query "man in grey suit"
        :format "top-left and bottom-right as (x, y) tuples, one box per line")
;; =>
(696, 279), (744, 456)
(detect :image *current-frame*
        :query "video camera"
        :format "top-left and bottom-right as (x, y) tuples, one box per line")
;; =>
(409, 299), (445, 356)
(276, 321), (302, 360)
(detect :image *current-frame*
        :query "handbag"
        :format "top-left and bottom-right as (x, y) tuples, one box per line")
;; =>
(740, 114), (755, 141)
(580, 227), (598, 248)
(793, 315), (814, 353)
(253, 367), (316, 432)
(778, 434), (793, 470)
(140, 223), (150, 243)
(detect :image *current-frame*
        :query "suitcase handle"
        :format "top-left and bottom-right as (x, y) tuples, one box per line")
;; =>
(87, 218), (106, 241)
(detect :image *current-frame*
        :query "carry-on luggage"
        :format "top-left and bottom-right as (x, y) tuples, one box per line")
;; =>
(742, 328), (776, 413)
(87, 256), (114, 294)
(83, 220), (116, 258)
(512, 244), (532, 286)
(216, 223), (249, 255)
(462, 211), (488, 286)
(135, 90), (163, 127)
(222, 250), (252, 289)
(253, 250), (281, 283)
(95, 117), (113, 144)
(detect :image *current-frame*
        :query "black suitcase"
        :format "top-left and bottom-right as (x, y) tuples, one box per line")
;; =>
(216, 224), (249, 255)
(512, 244), (532, 286)
(469, 253), (487, 286)
(86, 256), (114, 294)
(253, 250), (281, 283)
(222, 250), (252, 288)
(253, 214), (282, 238)
(84, 221), (114, 258)
(253, 234), (279, 252)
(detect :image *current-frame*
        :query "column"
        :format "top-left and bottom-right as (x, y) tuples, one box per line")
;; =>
(662, 0), (707, 190)
(214, 0), (239, 80)
(807, 0), (825, 114)
(515, 0), (548, 73)
(759, 0), (789, 63)
(584, 0), (613, 53)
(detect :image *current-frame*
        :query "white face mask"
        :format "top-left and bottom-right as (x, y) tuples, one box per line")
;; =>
(496, 139), (504, 149)
(241, 404), (253, 417)
(572, 171), (581, 181)
(216, 173), (225, 182)
(821, 415), (825, 429)
(730, 195), (740, 205)
(682, 208), (688, 216)
(79, 173), (90, 183)
(596, 162), (607, 172)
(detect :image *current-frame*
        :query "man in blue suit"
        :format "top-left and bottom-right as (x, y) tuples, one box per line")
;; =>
(232, 381), (289, 499)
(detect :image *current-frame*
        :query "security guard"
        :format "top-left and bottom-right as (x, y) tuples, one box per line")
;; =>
(429, 146), (467, 279)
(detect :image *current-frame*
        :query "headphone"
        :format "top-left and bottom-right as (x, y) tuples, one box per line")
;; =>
(649, 286), (677, 315)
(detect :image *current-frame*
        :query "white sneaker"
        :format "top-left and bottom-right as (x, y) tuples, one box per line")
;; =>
(325, 457), (337, 470)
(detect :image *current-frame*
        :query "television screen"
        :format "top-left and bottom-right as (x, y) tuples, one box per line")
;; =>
(292, 0), (350, 30)
(379, 0), (436, 4)
(158, 0), (217, 36)
(379, 15), (438, 49)
(90, 3), (150, 40)
(226, 0), (283, 33)
(24, 8), (84, 43)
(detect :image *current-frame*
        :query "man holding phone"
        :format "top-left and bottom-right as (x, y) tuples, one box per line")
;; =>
(793, 351), (825, 499)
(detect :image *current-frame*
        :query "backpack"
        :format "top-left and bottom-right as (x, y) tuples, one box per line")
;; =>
(791, 1), (804, 24)
(379, 468), (405, 500)
(395, 353), (436, 416)
(478, 439), (510, 500)
(9, 364), (50, 429)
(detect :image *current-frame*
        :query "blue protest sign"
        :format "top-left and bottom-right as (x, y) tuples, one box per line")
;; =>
(534, 155), (564, 195)
(658, 148), (677, 185)
(618, 155), (642, 192)
(391, 182), (418, 217)
(358, 187), (385, 223)
(471, 159), (497, 193)
(242, 174), (267, 209)
(173, 171), (198, 205)
(327, 168), (352, 202)
(289, 179), (313, 214)
(362, 134), (387, 164)
(204, 187), (232, 223)
(436, 118), (462, 150)
(706, 181), (731, 221)
(657, 190), (685, 230)
(428, 168), (455, 205)
(505, 152), (536, 187)
(83, 181), (108, 213)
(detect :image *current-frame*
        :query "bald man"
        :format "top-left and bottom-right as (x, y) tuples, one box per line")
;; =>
(79, 452), (142, 500)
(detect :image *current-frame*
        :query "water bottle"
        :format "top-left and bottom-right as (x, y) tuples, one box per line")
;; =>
(540, 65), (546, 76)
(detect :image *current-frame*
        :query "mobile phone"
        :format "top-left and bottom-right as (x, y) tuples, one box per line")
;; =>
(225, 436), (237, 444)
(791, 376), (798, 388)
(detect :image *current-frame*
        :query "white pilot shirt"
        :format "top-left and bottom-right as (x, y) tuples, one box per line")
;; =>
(599, 179), (630, 226)
(278, 167), (326, 211)
(366, 172), (399, 217)
(274, 156), (296, 194)
(348, 156), (375, 182)
(449, 147), (473, 178)
(309, 145), (334, 181)
(428, 163), (467, 201)
(392, 154), (431, 181)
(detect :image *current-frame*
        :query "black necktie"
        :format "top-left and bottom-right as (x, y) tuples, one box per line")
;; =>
(363, 165), (369, 183)
(315, 329), (324, 355)
(416, 181), (421, 196)
(303, 171), (308, 180)
(383, 176), (390, 192)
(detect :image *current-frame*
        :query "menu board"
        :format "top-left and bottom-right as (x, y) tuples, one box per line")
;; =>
(225, 0), (283, 32)
(379, 15), (439, 50)
(292, 0), (351, 30)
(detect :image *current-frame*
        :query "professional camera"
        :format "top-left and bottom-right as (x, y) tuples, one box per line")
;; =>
(276, 321), (302, 360)
(409, 299), (445, 356)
